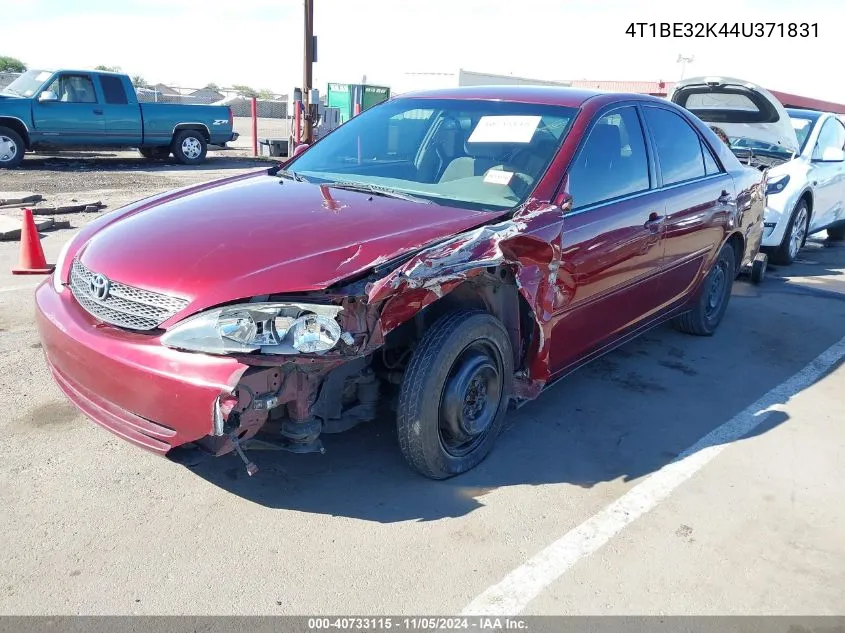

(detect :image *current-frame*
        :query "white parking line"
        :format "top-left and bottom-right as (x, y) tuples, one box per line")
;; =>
(462, 334), (845, 616)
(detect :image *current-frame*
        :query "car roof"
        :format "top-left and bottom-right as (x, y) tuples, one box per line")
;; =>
(392, 85), (669, 108)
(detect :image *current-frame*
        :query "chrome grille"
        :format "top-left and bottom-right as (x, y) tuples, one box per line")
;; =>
(69, 259), (189, 331)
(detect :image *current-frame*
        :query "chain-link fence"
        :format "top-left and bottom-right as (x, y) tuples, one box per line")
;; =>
(0, 71), (21, 91)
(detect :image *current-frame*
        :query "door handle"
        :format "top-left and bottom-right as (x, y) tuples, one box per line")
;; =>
(93, 108), (104, 115)
(717, 190), (731, 204)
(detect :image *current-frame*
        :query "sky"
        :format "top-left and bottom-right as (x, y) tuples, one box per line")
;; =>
(5, 0), (845, 102)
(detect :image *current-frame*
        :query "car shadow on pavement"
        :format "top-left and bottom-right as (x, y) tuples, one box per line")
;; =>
(174, 263), (845, 523)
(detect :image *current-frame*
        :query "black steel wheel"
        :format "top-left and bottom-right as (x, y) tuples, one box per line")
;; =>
(673, 242), (736, 336)
(397, 311), (513, 479)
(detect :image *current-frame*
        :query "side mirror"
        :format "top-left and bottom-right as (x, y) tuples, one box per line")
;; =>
(818, 147), (845, 162)
(38, 91), (58, 102)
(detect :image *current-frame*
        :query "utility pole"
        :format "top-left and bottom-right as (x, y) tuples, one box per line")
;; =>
(677, 54), (695, 80)
(302, 0), (314, 144)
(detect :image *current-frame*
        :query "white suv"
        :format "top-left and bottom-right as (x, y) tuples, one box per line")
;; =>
(671, 76), (845, 265)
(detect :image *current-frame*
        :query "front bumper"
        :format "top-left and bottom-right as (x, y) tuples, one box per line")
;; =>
(35, 280), (247, 454)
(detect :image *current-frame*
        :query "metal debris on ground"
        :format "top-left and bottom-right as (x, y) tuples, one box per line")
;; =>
(0, 192), (44, 208)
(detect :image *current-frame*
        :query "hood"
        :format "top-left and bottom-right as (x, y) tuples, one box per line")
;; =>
(77, 171), (508, 314)
(670, 76), (799, 154)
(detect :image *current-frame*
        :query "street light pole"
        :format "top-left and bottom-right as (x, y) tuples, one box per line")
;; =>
(303, 0), (314, 144)
(677, 54), (695, 80)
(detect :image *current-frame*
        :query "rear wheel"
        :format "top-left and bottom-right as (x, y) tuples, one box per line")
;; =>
(396, 311), (513, 480)
(827, 225), (845, 241)
(0, 126), (25, 169)
(171, 129), (207, 165)
(673, 243), (736, 336)
(138, 147), (171, 161)
(750, 253), (768, 284)
(770, 199), (809, 265)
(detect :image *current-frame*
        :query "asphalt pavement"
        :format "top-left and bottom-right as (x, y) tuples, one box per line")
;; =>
(1, 196), (843, 615)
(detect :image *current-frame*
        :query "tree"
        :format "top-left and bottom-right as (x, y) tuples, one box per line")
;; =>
(95, 65), (121, 72)
(257, 89), (275, 100)
(131, 74), (149, 88)
(204, 82), (219, 91)
(232, 84), (258, 98)
(0, 56), (26, 73)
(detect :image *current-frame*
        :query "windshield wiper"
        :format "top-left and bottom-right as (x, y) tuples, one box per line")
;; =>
(323, 181), (432, 204)
(276, 169), (308, 183)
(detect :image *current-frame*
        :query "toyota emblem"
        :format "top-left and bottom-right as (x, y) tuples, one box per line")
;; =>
(90, 273), (111, 301)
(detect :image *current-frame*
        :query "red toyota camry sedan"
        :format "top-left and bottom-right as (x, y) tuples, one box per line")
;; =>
(35, 86), (765, 479)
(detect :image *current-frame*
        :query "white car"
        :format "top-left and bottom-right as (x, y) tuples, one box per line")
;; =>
(670, 76), (845, 265)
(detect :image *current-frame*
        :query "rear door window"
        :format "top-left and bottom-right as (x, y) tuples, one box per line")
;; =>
(100, 76), (128, 105)
(643, 107), (709, 185)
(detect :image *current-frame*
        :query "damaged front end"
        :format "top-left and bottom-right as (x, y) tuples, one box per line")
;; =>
(184, 201), (566, 474)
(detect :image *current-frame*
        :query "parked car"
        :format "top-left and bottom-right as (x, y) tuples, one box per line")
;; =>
(670, 76), (845, 264)
(35, 86), (765, 479)
(0, 69), (239, 167)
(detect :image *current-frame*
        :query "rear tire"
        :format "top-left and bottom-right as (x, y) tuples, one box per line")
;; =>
(171, 129), (207, 165)
(750, 253), (767, 284)
(673, 243), (736, 336)
(396, 311), (513, 480)
(0, 126), (25, 169)
(827, 225), (845, 241)
(770, 199), (809, 265)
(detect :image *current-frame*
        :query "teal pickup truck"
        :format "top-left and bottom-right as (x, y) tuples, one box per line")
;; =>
(0, 69), (239, 168)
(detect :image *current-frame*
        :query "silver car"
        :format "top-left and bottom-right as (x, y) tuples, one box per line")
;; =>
(670, 76), (845, 265)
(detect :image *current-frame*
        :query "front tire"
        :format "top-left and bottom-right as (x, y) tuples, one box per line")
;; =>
(396, 311), (513, 480)
(673, 243), (736, 336)
(0, 126), (25, 169)
(770, 199), (809, 265)
(171, 129), (207, 165)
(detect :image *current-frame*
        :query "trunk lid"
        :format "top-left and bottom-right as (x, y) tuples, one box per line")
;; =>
(669, 76), (799, 155)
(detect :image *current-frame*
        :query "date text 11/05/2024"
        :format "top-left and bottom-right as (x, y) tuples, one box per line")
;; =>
(307, 618), (528, 630)
(626, 22), (818, 38)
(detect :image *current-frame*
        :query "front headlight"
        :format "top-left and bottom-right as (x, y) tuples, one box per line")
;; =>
(765, 174), (790, 195)
(52, 238), (74, 293)
(160, 302), (349, 355)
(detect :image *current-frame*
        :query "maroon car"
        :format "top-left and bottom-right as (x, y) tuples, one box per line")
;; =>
(35, 86), (765, 479)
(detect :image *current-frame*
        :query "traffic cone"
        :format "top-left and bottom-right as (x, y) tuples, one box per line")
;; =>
(12, 208), (54, 275)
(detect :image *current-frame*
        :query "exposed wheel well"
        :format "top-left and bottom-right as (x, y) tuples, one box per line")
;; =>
(383, 266), (537, 372)
(0, 118), (30, 148)
(173, 124), (210, 142)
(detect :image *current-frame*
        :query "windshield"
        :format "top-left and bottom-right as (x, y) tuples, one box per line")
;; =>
(789, 114), (816, 153)
(287, 98), (577, 211)
(1, 69), (53, 97)
(728, 136), (794, 157)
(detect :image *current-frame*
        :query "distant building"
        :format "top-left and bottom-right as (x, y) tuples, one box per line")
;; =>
(152, 83), (180, 96)
(568, 80), (675, 96)
(189, 87), (225, 103)
(393, 69), (571, 94)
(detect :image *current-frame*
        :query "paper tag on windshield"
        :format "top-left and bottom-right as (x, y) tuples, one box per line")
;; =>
(468, 115), (541, 143)
(484, 170), (514, 185)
